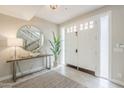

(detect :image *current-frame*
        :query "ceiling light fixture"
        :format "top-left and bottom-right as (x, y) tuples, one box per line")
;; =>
(50, 5), (58, 10)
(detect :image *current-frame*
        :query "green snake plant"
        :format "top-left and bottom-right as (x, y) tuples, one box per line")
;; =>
(49, 32), (61, 66)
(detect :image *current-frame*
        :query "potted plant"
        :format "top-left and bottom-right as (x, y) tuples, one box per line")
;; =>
(49, 32), (61, 67)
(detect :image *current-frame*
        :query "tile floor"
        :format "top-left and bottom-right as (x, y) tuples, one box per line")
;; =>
(55, 65), (122, 88)
(0, 65), (123, 88)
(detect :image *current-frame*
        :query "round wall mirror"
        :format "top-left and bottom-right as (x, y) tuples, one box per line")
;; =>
(17, 25), (44, 53)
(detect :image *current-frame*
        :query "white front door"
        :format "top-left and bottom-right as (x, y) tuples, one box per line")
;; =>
(65, 28), (78, 66)
(65, 29), (71, 65)
(78, 18), (99, 73)
(63, 12), (111, 79)
(70, 32), (78, 66)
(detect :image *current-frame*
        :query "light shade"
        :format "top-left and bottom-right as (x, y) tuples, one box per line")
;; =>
(8, 38), (23, 47)
(50, 5), (58, 10)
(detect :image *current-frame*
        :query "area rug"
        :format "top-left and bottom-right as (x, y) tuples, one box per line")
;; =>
(13, 71), (85, 88)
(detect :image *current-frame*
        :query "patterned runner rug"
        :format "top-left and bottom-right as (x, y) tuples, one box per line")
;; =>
(13, 71), (86, 88)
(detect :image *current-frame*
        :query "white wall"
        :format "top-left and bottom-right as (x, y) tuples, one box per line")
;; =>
(60, 5), (124, 85)
(0, 13), (58, 80)
(1, 5), (124, 86)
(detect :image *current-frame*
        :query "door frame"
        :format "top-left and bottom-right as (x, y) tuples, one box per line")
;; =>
(95, 11), (112, 80)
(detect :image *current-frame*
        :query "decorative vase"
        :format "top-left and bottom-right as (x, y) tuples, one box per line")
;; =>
(53, 55), (58, 67)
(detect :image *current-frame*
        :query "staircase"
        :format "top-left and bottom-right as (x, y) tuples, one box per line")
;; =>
(25, 39), (40, 51)
(17, 28), (41, 52)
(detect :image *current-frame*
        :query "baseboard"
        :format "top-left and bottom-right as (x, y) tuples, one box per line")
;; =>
(0, 67), (44, 82)
(66, 64), (95, 76)
(78, 67), (95, 76)
(66, 64), (77, 69)
(111, 79), (124, 87)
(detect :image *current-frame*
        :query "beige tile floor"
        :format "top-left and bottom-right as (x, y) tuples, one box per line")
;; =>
(0, 65), (123, 88)
(55, 65), (123, 88)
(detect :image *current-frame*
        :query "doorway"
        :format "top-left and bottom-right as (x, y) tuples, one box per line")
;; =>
(61, 12), (111, 80)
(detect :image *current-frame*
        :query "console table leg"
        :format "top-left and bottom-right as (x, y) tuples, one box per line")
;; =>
(46, 56), (48, 69)
(49, 56), (51, 69)
(13, 61), (16, 82)
(43, 57), (45, 69)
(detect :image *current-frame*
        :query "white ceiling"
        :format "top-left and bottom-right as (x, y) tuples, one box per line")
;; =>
(0, 5), (103, 24)
(0, 5), (41, 20)
(36, 5), (103, 24)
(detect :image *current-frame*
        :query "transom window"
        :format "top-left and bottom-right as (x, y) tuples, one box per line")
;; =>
(73, 25), (77, 32)
(89, 21), (94, 29)
(70, 27), (73, 32)
(80, 24), (83, 31)
(84, 22), (88, 30)
(66, 20), (94, 33)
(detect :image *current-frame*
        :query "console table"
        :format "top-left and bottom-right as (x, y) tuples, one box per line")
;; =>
(7, 54), (53, 82)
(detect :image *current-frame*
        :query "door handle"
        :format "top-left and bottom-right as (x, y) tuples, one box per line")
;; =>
(75, 49), (78, 53)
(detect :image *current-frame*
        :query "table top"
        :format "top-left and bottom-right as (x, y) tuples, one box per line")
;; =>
(7, 54), (53, 63)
